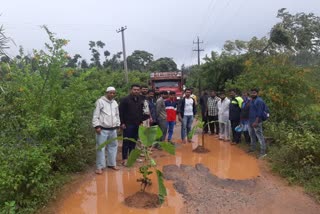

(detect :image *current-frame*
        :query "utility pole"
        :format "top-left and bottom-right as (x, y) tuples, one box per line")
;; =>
(193, 36), (204, 66)
(193, 37), (204, 97)
(117, 26), (128, 83)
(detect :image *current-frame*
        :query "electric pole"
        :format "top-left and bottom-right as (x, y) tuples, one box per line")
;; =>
(117, 26), (128, 84)
(193, 36), (204, 97)
(193, 36), (204, 66)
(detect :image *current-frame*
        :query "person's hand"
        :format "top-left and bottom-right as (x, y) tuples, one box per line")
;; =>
(178, 116), (182, 122)
(95, 127), (102, 134)
(252, 122), (258, 128)
(121, 124), (126, 129)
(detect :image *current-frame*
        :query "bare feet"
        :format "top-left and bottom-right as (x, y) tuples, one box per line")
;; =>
(107, 166), (120, 171)
(95, 169), (103, 174)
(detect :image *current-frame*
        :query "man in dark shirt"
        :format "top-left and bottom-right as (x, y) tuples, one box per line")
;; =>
(119, 84), (144, 166)
(199, 91), (209, 133)
(229, 89), (243, 145)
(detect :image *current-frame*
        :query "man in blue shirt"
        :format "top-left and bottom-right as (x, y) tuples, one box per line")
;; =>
(247, 88), (267, 158)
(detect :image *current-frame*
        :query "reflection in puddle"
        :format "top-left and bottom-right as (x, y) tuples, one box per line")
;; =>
(57, 134), (259, 214)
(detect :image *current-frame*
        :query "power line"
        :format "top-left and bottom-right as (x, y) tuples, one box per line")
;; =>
(116, 26), (128, 84)
(193, 36), (204, 66)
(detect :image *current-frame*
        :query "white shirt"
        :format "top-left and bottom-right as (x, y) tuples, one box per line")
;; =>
(217, 98), (230, 122)
(184, 98), (194, 116)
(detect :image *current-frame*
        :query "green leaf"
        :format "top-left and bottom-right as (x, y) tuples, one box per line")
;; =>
(159, 142), (175, 155)
(138, 125), (162, 146)
(156, 170), (167, 204)
(97, 137), (138, 151)
(97, 136), (122, 151)
(127, 149), (141, 167)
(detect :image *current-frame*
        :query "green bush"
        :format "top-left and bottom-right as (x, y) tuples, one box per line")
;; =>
(0, 27), (150, 213)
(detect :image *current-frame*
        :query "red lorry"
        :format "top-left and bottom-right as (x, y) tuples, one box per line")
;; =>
(150, 71), (185, 99)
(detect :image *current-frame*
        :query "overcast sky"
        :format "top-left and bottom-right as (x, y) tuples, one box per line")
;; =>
(2, 0), (320, 67)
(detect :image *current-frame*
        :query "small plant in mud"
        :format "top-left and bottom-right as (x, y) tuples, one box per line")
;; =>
(98, 125), (175, 204)
(188, 118), (210, 153)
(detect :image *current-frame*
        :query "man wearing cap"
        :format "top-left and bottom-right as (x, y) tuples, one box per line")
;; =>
(92, 86), (120, 174)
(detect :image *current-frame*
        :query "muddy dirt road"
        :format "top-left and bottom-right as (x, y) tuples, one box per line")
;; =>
(43, 124), (320, 214)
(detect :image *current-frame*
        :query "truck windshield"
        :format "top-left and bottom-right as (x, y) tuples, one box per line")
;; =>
(154, 81), (179, 88)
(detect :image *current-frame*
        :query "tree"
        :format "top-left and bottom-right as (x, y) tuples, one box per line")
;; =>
(127, 50), (154, 71)
(88, 40), (105, 68)
(66, 54), (81, 68)
(0, 25), (10, 57)
(273, 8), (320, 53)
(80, 59), (89, 69)
(147, 57), (177, 72)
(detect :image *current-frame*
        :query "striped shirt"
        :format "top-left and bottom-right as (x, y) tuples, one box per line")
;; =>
(207, 96), (220, 116)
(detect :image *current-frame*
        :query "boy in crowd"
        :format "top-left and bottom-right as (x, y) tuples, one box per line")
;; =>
(165, 91), (178, 143)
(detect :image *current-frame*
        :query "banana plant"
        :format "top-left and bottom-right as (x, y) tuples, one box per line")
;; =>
(97, 125), (175, 204)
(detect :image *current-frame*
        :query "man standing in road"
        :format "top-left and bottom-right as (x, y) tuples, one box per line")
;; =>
(229, 89), (243, 145)
(217, 91), (231, 141)
(146, 89), (157, 126)
(248, 88), (267, 158)
(165, 91), (178, 143)
(92, 86), (120, 174)
(119, 84), (144, 166)
(178, 88), (197, 143)
(156, 91), (169, 141)
(199, 91), (209, 133)
(206, 90), (220, 136)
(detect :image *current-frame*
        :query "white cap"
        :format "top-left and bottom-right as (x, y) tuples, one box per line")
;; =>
(106, 86), (116, 92)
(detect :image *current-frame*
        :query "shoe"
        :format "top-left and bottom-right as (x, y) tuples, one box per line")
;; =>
(258, 154), (267, 159)
(182, 139), (187, 144)
(107, 166), (120, 171)
(95, 169), (103, 174)
(231, 142), (237, 145)
(247, 149), (255, 153)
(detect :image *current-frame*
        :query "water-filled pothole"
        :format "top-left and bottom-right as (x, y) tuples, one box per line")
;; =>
(55, 131), (259, 213)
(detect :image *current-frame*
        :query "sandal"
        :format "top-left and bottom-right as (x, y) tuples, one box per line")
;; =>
(107, 166), (120, 171)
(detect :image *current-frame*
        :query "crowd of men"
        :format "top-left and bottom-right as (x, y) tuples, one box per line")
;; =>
(199, 88), (268, 158)
(92, 84), (267, 174)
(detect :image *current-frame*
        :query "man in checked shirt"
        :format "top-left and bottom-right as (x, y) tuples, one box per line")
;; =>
(206, 90), (220, 136)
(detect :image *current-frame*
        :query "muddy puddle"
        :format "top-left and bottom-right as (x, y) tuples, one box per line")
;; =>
(55, 132), (259, 214)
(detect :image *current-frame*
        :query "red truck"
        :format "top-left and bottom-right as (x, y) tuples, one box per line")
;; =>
(150, 71), (185, 99)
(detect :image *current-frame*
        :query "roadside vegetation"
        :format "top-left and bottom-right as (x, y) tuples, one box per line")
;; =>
(0, 8), (320, 213)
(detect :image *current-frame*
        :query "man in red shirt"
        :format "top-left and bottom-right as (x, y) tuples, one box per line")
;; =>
(165, 91), (177, 143)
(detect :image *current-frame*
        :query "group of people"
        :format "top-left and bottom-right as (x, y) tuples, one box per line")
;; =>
(92, 84), (197, 174)
(92, 84), (267, 174)
(200, 88), (268, 158)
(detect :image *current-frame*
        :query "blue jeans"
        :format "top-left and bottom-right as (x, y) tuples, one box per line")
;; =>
(248, 122), (266, 154)
(181, 115), (194, 140)
(167, 121), (175, 141)
(96, 129), (118, 169)
(122, 124), (139, 160)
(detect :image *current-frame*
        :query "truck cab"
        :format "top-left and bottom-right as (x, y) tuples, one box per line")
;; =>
(150, 71), (185, 99)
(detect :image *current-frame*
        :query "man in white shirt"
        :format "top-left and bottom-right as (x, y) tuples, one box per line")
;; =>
(217, 91), (231, 141)
(92, 86), (120, 174)
(178, 89), (197, 143)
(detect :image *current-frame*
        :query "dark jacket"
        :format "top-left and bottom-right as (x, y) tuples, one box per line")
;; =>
(178, 97), (197, 118)
(229, 96), (243, 121)
(119, 94), (144, 126)
(240, 98), (251, 121)
(199, 94), (208, 115)
(249, 97), (265, 124)
(147, 97), (157, 123)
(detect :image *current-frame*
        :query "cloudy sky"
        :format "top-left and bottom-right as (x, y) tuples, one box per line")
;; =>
(1, 0), (320, 67)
